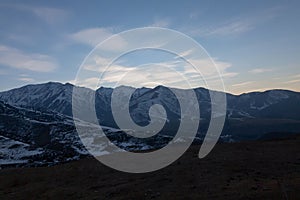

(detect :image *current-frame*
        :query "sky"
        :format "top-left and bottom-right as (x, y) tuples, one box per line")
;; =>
(0, 0), (299, 94)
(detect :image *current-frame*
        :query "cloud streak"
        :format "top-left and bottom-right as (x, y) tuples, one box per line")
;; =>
(284, 79), (300, 84)
(232, 81), (253, 87)
(4, 4), (69, 25)
(0, 45), (58, 72)
(69, 27), (128, 50)
(185, 6), (280, 37)
(186, 18), (254, 37)
(78, 52), (234, 89)
(149, 18), (170, 28)
(69, 28), (114, 47)
(249, 68), (274, 74)
(18, 77), (35, 82)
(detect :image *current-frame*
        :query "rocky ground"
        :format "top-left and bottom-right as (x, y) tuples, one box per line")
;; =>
(0, 135), (299, 200)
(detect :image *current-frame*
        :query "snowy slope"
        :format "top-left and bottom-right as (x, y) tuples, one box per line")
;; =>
(0, 101), (179, 168)
(0, 82), (300, 168)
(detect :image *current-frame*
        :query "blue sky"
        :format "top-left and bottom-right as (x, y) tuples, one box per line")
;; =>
(0, 0), (299, 94)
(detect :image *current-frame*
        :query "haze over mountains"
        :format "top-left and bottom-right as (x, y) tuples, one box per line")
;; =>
(0, 82), (300, 167)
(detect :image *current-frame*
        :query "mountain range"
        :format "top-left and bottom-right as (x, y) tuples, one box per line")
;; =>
(0, 82), (300, 167)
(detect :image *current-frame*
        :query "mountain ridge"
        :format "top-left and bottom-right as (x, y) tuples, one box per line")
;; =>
(2, 81), (299, 96)
(0, 82), (300, 167)
(1, 81), (299, 120)
(1, 81), (300, 138)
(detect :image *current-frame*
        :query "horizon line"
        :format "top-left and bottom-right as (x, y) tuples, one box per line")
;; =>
(1, 81), (299, 96)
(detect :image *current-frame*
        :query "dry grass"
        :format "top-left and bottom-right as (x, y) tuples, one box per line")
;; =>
(0, 136), (300, 199)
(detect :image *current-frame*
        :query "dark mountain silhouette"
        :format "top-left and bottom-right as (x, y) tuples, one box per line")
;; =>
(0, 82), (300, 167)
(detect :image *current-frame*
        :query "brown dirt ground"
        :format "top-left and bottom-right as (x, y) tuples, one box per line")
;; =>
(0, 136), (300, 200)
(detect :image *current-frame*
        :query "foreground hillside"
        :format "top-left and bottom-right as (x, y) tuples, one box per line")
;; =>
(1, 136), (299, 199)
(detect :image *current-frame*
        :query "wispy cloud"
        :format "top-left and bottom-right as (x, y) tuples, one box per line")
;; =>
(0, 45), (58, 72)
(18, 77), (35, 82)
(189, 12), (200, 20)
(173, 49), (195, 59)
(29, 7), (69, 24)
(182, 57), (233, 78)
(232, 81), (253, 87)
(71, 27), (236, 90)
(185, 18), (254, 37)
(74, 77), (100, 89)
(185, 6), (281, 37)
(284, 79), (300, 84)
(249, 68), (274, 74)
(149, 18), (170, 28)
(69, 28), (113, 46)
(207, 20), (253, 36)
(220, 72), (239, 78)
(292, 74), (300, 78)
(8, 4), (69, 25)
(79, 51), (234, 89)
(69, 27), (128, 50)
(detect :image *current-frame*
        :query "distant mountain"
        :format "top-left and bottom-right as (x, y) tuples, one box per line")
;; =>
(0, 82), (75, 116)
(226, 90), (300, 120)
(1, 82), (300, 167)
(1, 82), (300, 120)
(0, 82), (300, 134)
(0, 82), (300, 166)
